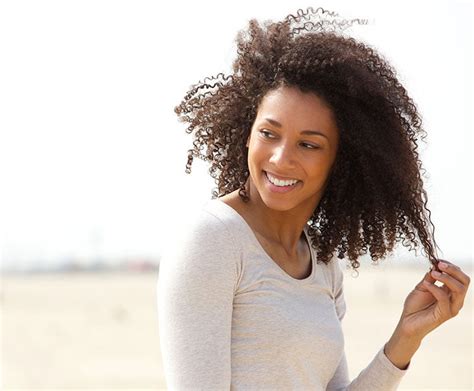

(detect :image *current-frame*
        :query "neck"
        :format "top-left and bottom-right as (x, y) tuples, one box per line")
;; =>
(244, 178), (321, 257)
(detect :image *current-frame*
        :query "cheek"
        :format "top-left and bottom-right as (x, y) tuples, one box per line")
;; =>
(247, 142), (268, 162)
(305, 156), (335, 179)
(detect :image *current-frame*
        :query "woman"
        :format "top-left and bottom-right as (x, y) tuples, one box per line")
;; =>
(157, 7), (470, 390)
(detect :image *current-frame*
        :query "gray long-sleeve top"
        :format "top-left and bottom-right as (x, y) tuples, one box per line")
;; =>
(157, 198), (410, 390)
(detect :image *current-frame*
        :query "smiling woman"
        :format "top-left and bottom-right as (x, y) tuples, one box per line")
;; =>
(174, 8), (440, 272)
(158, 6), (471, 390)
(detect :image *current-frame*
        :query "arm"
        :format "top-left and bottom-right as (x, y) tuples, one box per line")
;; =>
(326, 261), (410, 391)
(384, 327), (422, 370)
(157, 213), (240, 390)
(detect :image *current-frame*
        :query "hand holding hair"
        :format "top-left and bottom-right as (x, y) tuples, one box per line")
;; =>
(384, 259), (471, 369)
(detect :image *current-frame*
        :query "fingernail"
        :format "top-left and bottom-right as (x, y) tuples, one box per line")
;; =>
(432, 270), (441, 277)
(439, 262), (448, 269)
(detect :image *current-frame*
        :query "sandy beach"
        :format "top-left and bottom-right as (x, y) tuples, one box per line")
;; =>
(1, 261), (472, 390)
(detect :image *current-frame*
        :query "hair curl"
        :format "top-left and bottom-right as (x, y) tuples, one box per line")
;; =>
(174, 7), (441, 273)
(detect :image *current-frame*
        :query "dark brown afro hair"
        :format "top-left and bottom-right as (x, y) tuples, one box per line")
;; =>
(174, 7), (441, 273)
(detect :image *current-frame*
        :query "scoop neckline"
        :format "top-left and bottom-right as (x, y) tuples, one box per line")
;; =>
(207, 198), (316, 284)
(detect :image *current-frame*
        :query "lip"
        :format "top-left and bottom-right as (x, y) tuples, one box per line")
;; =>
(263, 170), (301, 194)
(264, 170), (300, 181)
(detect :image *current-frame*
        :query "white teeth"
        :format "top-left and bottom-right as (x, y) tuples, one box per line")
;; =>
(266, 172), (299, 187)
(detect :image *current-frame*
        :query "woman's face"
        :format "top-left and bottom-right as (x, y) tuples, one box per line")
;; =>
(246, 85), (339, 212)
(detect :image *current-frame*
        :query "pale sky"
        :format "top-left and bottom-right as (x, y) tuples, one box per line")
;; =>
(1, 0), (472, 270)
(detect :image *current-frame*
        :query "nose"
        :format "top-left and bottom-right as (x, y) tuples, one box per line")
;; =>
(268, 143), (297, 169)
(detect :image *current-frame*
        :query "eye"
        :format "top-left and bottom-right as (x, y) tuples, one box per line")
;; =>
(259, 129), (275, 138)
(301, 143), (320, 150)
(258, 130), (321, 150)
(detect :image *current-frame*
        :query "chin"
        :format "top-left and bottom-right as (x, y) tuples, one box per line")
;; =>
(258, 192), (300, 212)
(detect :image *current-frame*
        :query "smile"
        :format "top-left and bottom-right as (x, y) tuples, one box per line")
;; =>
(263, 171), (301, 193)
(265, 171), (299, 186)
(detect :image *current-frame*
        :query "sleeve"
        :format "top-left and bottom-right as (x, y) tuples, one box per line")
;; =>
(326, 260), (410, 391)
(156, 212), (241, 390)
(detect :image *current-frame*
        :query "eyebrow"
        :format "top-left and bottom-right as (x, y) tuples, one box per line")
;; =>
(262, 117), (329, 139)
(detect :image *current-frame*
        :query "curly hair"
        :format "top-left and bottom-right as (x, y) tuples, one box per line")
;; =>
(174, 7), (441, 273)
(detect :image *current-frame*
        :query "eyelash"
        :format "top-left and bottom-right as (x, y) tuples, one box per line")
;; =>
(259, 130), (320, 150)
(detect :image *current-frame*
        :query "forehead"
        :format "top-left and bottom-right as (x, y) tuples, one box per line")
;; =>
(256, 86), (338, 134)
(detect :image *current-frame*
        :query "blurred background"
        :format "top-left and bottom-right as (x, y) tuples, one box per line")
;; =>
(1, 0), (472, 389)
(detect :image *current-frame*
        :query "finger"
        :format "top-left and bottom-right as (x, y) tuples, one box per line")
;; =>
(423, 280), (452, 318)
(440, 284), (452, 299)
(423, 269), (438, 285)
(430, 270), (465, 295)
(426, 279), (452, 299)
(438, 260), (472, 287)
(431, 270), (469, 314)
(437, 261), (471, 299)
